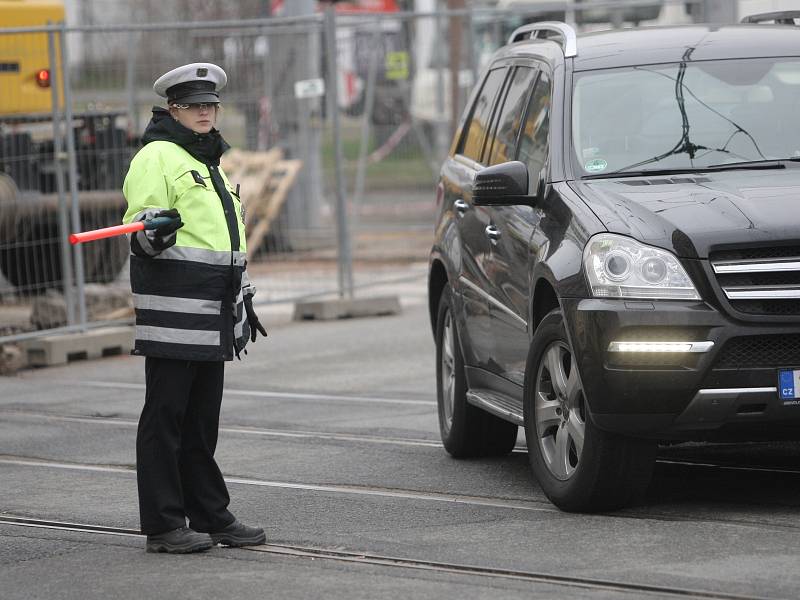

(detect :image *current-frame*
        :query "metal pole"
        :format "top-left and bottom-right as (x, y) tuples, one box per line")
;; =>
(492, 18), (501, 55)
(702, 0), (737, 23)
(47, 26), (76, 327)
(434, 7), (447, 163)
(351, 27), (381, 239)
(565, 4), (577, 25)
(277, 0), (323, 238)
(448, 0), (465, 135)
(261, 1), (273, 148)
(324, 5), (354, 299)
(124, 30), (140, 136)
(611, 6), (624, 28)
(300, 17), (323, 230)
(465, 7), (476, 85)
(260, 24), (273, 150)
(57, 23), (88, 327)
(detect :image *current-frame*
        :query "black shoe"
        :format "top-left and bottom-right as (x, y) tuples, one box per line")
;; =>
(210, 519), (266, 547)
(146, 526), (213, 554)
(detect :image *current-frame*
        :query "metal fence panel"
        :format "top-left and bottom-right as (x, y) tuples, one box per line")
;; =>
(0, 26), (78, 336)
(0, 1), (704, 345)
(109, 17), (340, 304)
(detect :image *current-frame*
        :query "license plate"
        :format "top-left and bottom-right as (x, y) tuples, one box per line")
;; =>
(778, 369), (800, 404)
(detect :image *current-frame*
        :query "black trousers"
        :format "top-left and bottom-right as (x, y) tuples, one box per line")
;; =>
(136, 357), (235, 535)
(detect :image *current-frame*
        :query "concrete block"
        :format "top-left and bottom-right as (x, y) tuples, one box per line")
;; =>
(293, 295), (401, 321)
(0, 344), (25, 375)
(30, 285), (133, 330)
(20, 326), (134, 367)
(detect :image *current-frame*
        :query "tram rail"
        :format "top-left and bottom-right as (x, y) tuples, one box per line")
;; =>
(1, 408), (799, 477)
(0, 514), (779, 600)
(0, 453), (798, 534)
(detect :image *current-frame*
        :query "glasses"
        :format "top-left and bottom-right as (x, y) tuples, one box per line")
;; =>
(172, 103), (219, 111)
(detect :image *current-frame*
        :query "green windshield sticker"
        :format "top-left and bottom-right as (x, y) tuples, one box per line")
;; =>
(585, 159), (608, 173)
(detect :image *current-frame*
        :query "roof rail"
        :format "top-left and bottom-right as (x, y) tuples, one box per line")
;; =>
(507, 21), (577, 58)
(741, 11), (800, 24)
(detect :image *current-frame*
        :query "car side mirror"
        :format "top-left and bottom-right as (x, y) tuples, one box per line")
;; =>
(473, 161), (540, 207)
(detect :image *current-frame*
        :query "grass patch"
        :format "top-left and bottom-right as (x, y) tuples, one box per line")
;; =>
(322, 118), (437, 190)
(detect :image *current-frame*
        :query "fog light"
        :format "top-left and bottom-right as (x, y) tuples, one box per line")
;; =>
(608, 341), (714, 353)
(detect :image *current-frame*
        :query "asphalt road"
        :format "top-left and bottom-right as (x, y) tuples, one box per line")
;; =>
(1, 279), (799, 600)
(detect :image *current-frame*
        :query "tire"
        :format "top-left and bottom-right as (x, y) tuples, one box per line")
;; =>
(0, 193), (128, 290)
(523, 308), (656, 512)
(435, 284), (518, 458)
(0, 133), (38, 191)
(80, 207), (128, 284)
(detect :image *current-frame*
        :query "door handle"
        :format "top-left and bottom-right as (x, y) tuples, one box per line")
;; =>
(454, 199), (469, 216)
(485, 225), (501, 242)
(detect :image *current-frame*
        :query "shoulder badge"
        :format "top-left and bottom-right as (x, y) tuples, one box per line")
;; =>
(191, 170), (207, 187)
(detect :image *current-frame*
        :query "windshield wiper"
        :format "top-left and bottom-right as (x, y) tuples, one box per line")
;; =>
(592, 49), (768, 180)
(583, 167), (708, 180)
(598, 52), (704, 177)
(706, 158), (800, 168)
(582, 161), (786, 180)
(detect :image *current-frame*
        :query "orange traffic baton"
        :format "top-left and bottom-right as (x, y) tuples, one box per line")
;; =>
(69, 217), (179, 245)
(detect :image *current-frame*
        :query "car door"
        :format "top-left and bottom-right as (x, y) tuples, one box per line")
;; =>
(484, 65), (553, 386)
(448, 66), (509, 370)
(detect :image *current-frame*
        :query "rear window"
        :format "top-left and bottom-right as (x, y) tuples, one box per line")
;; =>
(518, 71), (551, 187)
(459, 67), (507, 163)
(486, 66), (538, 166)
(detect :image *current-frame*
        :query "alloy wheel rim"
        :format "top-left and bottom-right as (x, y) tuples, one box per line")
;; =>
(534, 341), (586, 481)
(441, 310), (456, 431)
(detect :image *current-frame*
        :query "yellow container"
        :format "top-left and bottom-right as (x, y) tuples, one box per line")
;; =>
(0, 0), (65, 116)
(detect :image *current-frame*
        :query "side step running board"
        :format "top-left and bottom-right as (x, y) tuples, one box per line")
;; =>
(466, 389), (524, 425)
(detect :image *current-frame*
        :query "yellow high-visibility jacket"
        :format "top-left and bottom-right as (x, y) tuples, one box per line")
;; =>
(123, 137), (252, 361)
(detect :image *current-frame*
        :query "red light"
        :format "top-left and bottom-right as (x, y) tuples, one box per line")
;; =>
(35, 69), (50, 88)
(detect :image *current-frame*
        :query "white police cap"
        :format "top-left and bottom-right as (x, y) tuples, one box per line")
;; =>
(153, 63), (227, 104)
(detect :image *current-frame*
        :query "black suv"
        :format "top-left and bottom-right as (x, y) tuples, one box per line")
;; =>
(428, 13), (800, 512)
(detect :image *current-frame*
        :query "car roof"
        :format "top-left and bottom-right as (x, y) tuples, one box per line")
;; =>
(505, 24), (800, 71)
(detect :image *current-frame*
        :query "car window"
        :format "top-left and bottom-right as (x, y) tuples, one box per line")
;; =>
(458, 67), (507, 163)
(571, 58), (800, 175)
(487, 66), (538, 166)
(517, 70), (551, 189)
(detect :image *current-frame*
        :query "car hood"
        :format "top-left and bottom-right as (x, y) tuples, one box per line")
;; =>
(569, 169), (800, 258)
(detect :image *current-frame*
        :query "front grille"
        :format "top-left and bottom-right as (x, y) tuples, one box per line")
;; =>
(729, 300), (800, 316)
(710, 247), (800, 317)
(718, 272), (800, 287)
(607, 353), (689, 368)
(715, 335), (800, 369)
(712, 246), (800, 261)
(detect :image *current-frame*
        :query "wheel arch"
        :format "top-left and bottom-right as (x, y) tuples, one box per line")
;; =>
(528, 230), (590, 338)
(428, 257), (449, 337)
(530, 276), (561, 337)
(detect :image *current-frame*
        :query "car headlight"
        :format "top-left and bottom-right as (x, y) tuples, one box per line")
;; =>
(583, 234), (700, 300)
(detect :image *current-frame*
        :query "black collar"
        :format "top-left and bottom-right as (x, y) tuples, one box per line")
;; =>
(141, 106), (230, 166)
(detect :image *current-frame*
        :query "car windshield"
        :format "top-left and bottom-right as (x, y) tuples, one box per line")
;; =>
(571, 57), (800, 176)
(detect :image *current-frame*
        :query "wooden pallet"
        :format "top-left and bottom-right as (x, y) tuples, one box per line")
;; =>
(222, 149), (302, 258)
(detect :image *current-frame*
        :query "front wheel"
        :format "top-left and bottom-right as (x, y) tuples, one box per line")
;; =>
(524, 308), (656, 512)
(436, 285), (518, 457)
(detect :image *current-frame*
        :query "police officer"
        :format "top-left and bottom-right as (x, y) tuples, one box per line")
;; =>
(122, 63), (267, 554)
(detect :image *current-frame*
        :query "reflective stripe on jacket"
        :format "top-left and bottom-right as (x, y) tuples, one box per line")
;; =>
(122, 140), (252, 361)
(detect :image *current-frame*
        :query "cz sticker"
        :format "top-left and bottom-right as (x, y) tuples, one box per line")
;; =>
(584, 159), (608, 173)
